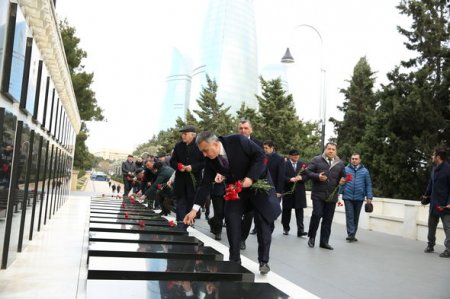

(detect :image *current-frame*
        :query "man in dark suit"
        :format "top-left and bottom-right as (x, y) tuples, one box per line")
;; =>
(170, 125), (205, 230)
(305, 143), (346, 250)
(183, 132), (281, 274)
(282, 149), (308, 237)
(238, 119), (263, 246)
(263, 140), (285, 198)
(121, 155), (137, 196)
(423, 148), (450, 257)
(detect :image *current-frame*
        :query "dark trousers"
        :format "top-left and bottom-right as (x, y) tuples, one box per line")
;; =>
(209, 195), (225, 234)
(281, 195), (305, 233)
(308, 199), (336, 245)
(343, 200), (364, 237)
(175, 195), (194, 230)
(224, 191), (273, 263)
(428, 213), (450, 249)
(241, 210), (254, 242)
(123, 178), (132, 196)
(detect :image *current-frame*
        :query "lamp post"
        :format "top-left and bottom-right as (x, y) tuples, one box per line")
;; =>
(281, 24), (326, 153)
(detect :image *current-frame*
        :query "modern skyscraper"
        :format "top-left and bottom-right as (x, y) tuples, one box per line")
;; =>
(190, 0), (259, 114)
(160, 48), (192, 130)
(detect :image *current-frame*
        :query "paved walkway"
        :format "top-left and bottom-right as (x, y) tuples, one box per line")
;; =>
(0, 179), (448, 298)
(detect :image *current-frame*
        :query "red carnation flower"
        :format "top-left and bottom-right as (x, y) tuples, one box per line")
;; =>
(168, 220), (176, 227)
(124, 212), (129, 219)
(436, 205), (445, 212)
(177, 163), (184, 171)
(346, 174), (353, 181)
(138, 220), (145, 227)
(157, 184), (162, 190)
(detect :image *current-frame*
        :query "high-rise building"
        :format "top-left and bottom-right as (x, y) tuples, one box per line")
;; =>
(189, 0), (258, 114)
(160, 48), (192, 130)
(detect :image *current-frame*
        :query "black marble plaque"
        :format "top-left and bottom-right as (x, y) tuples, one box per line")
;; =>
(89, 223), (186, 235)
(86, 280), (291, 299)
(88, 241), (223, 261)
(89, 214), (168, 222)
(88, 256), (254, 282)
(90, 209), (159, 217)
(89, 231), (203, 246)
(89, 217), (169, 227)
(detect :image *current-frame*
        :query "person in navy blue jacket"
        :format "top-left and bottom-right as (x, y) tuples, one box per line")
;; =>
(183, 132), (281, 274)
(341, 153), (373, 242)
(423, 148), (450, 257)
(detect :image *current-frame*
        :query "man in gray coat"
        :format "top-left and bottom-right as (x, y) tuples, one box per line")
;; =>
(305, 143), (346, 250)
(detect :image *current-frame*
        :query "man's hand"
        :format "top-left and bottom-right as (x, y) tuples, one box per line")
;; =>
(339, 177), (346, 185)
(215, 173), (225, 183)
(366, 199), (372, 204)
(276, 193), (282, 198)
(319, 172), (328, 181)
(295, 175), (302, 181)
(185, 165), (192, 172)
(242, 177), (253, 188)
(183, 209), (197, 225)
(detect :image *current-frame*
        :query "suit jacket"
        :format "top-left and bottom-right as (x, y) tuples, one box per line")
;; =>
(170, 140), (205, 198)
(194, 134), (281, 222)
(267, 152), (285, 194)
(305, 155), (345, 202)
(426, 161), (450, 215)
(284, 160), (307, 208)
(145, 165), (174, 200)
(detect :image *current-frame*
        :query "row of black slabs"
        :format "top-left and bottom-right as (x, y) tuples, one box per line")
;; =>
(86, 197), (291, 298)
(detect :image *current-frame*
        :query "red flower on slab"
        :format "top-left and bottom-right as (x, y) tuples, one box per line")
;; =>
(130, 198), (136, 204)
(168, 220), (176, 227)
(157, 184), (162, 190)
(177, 163), (184, 171)
(138, 220), (145, 227)
(337, 201), (344, 207)
(124, 212), (129, 219)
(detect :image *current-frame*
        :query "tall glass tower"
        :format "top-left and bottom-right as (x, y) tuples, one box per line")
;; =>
(190, 0), (258, 113)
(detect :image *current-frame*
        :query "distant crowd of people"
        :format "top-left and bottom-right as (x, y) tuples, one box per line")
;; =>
(117, 120), (450, 274)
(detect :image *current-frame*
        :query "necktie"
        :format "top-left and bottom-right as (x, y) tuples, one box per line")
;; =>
(292, 163), (296, 171)
(218, 155), (229, 169)
(328, 159), (332, 166)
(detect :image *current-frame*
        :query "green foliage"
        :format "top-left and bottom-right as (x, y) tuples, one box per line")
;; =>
(256, 76), (320, 159)
(60, 19), (105, 170)
(330, 56), (377, 162)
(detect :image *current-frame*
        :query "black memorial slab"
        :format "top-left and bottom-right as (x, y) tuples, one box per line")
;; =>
(90, 217), (169, 227)
(86, 280), (291, 299)
(89, 231), (202, 246)
(89, 214), (167, 222)
(88, 242), (223, 261)
(89, 210), (159, 218)
(89, 223), (186, 235)
(88, 256), (254, 282)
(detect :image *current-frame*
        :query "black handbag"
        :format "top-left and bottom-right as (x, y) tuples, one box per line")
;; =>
(365, 202), (373, 213)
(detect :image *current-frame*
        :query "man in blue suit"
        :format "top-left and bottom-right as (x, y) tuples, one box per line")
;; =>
(423, 148), (450, 257)
(183, 132), (281, 274)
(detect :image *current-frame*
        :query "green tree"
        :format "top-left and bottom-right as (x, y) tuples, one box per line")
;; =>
(330, 56), (377, 162)
(60, 19), (104, 170)
(257, 76), (320, 157)
(355, 0), (450, 198)
(193, 75), (234, 135)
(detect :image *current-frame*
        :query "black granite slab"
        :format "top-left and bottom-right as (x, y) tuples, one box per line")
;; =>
(89, 210), (159, 217)
(88, 241), (223, 261)
(88, 256), (254, 282)
(89, 223), (186, 235)
(90, 217), (169, 227)
(86, 280), (291, 299)
(89, 231), (203, 246)
(89, 214), (167, 222)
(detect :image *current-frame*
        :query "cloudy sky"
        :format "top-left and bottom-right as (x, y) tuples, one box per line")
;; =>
(56, 0), (412, 153)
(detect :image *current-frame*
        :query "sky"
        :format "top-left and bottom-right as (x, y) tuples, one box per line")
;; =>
(55, 0), (412, 154)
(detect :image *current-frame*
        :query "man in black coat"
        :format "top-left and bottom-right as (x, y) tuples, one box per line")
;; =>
(305, 143), (346, 250)
(183, 132), (281, 274)
(282, 149), (308, 237)
(121, 155), (137, 196)
(263, 140), (285, 198)
(170, 125), (205, 230)
(423, 148), (450, 257)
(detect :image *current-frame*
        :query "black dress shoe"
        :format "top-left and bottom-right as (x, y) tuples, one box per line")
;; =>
(214, 233), (222, 241)
(259, 262), (270, 275)
(250, 228), (257, 235)
(297, 232), (307, 237)
(308, 237), (315, 248)
(320, 243), (334, 250)
(283, 230), (289, 235)
(439, 250), (450, 257)
(424, 245), (434, 253)
(240, 241), (246, 250)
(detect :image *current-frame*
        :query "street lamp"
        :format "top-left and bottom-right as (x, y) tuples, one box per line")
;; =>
(281, 24), (326, 153)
